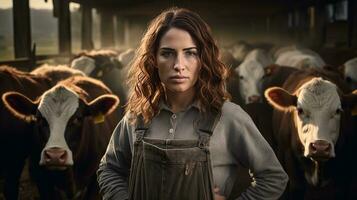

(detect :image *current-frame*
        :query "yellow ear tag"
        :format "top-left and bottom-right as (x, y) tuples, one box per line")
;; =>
(352, 106), (357, 116)
(265, 68), (271, 75)
(97, 70), (103, 78)
(94, 113), (105, 124)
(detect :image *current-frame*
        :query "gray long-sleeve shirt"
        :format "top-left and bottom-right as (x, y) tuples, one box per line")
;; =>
(97, 101), (288, 200)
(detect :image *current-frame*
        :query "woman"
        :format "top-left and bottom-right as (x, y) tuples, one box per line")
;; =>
(97, 7), (288, 200)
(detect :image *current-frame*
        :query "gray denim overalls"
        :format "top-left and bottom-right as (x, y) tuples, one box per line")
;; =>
(128, 112), (220, 200)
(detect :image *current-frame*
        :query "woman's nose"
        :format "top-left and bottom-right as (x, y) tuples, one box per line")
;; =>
(173, 54), (185, 71)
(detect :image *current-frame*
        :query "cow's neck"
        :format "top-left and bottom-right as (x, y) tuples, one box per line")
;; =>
(301, 157), (331, 187)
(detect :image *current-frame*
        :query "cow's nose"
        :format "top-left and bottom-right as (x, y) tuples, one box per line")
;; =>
(248, 95), (261, 103)
(44, 147), (68, 165)
(309, 140), (331, 157)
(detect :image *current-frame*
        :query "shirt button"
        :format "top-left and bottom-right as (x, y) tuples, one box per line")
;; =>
(169, 128), (174, 134)
(171, 114), (176, 119)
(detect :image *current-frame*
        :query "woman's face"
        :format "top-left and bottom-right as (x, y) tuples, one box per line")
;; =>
(156, 28), (200, 95)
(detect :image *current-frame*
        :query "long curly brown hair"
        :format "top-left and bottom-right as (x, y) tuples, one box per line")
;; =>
(126, 7), (230, 123)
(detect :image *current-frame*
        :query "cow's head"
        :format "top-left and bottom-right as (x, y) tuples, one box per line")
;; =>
(117, 48), (135, 68)
(228, 41), (251, 62)
(342, 58), (357, 90)
(70, 56), (96, 76)
(71, 55), (122, 78)
(291, 54), (324, 69)
(2, 85), (119, 170)
(265, 78), (357, 162)
(236, 59), (265, 104)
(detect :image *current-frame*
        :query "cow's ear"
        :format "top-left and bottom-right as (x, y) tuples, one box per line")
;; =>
(342, 90), (357, 116)
(264, 87), (297, 111)
(87, 94), (119, 122)
(2, 92), (39, 123)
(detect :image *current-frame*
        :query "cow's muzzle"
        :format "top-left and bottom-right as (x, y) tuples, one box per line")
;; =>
(248, 95), (261, 103)
(308, 140), (332, 162)
(43, 147), (69, 170)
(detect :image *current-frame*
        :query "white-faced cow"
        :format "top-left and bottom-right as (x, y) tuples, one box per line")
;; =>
(341, 57), (357, 90)
(70, 49), (135, 118)
(275, 48), (326, 69)
(2, 76), (119, 200)
(0, 66), (49, 199)
(234, 49), (273, 104)
(70, 49), (122, 77)
(227, 41), (253, 63)
(0, 65), (84, 199)
(264, 68), (357, 199)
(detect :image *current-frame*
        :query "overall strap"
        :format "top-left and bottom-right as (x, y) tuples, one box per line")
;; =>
(134, 115), (149, 142)
(197, 110), (221, 148)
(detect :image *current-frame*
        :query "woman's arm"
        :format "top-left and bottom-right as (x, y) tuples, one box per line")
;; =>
(227, 105), (288, 200)
(97, 119), (133, 200)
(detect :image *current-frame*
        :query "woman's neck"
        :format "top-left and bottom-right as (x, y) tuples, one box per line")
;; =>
(165, 89), (196, 113)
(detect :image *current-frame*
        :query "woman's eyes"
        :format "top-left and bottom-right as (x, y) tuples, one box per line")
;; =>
(185, 51), (197, 56)
(160, 51), (197, 58)
(161, 51), (174, 57)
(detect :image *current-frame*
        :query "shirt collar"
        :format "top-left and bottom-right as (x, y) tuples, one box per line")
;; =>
(158, 99), (201, 113)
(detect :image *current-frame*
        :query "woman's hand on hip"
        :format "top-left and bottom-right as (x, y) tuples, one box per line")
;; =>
(214, 187), (226, 200)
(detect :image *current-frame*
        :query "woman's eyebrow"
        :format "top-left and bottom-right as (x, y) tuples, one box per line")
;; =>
(159, 47), (175, 51)
(183, 47), (197, 51)
(159, 47), (197, 51)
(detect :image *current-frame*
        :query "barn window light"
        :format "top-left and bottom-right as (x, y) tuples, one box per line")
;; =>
(334, 0), (348, 21)
(0, 0), (14, 60)
(325, 4), (334, 23)
(308, 7), (315, 29)
(288, 12), (293, 28)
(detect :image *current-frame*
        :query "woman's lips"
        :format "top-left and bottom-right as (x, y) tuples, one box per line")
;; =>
(170, 76), (188, 83)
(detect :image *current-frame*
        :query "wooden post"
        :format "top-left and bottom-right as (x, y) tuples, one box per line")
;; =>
(81, 4), (93, 50)
(348, 0), (357, 47)
(123, 19), (130, 48)
(99, 9), (114, 48)
(115, 15), (125, 48)
(57, 0), (71, 55)
(314, 0), (327, 48)
(12, 0), (31, 58)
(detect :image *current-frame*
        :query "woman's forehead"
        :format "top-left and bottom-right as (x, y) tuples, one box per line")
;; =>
(159, 28), (196, 48)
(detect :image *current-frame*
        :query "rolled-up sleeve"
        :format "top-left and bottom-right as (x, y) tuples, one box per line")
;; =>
(97, 117), (133, 200)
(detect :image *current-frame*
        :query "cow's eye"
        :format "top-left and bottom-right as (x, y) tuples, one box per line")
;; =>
(239, 75), (244, 80)
(302, 126), (309, 133)
(335, 108), (343, 115)
(297, 107), (304, 115)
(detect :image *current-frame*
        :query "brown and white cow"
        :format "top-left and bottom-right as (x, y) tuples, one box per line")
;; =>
(70, 49), (134, 118)
(264, 68), (357, 199)
(2, 75), (119, 199)
(235, 49), (273, 104)
(0, 65), (84, 199)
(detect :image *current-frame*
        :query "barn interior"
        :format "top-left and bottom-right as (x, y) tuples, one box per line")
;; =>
(0, 0), (356, 69)
(0, 0), (357, 199)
